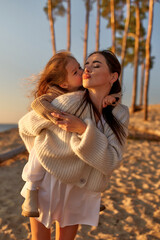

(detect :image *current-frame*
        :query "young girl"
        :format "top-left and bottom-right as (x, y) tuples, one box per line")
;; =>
(20, 51), (121, 219)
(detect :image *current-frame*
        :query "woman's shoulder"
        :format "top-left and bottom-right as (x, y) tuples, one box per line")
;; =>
(113, 103), (129, 124)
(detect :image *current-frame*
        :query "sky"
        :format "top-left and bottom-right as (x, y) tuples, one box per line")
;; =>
(0, 0), (160, 123)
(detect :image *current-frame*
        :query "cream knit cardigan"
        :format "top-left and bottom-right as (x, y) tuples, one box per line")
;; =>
(19, 91), (129, 193)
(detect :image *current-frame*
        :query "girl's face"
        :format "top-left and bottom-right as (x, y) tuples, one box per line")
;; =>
(82, 53), (114, 90)
(65, 58), (83, 91)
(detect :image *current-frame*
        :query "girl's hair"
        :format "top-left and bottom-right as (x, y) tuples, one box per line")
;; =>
(75, 50), (126, 145)
(34, 51), (76, 98)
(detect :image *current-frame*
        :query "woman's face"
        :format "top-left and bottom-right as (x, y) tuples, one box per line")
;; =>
(82, 53), (113, 90)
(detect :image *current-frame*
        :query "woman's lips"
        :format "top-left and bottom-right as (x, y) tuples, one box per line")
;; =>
(83, 73), (91, 80)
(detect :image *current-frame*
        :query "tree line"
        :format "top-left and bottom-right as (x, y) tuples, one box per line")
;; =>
(44, 0), (159, 120)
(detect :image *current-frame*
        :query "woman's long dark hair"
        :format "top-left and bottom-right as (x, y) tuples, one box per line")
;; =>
(75, 50), (126, 145)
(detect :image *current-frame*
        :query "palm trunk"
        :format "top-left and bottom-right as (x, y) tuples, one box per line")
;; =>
(95, 0), (101, 51)
(144, 0), (154, 120)
(131, 1), (140, 113)
(67, 0), (71, 51)
(139, 61), (145, 106)
(48, 0), (56, 55)
(110, 0), (115, 53)
(83, 0), (90, 64)
(120, 0), (130, 86)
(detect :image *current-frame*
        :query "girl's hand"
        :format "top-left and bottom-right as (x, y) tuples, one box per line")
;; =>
(102, 93), (121, 108)
(51, 112), (87, 135)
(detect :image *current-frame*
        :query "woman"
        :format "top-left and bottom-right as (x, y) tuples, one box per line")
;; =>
(19, 50), (129, 240)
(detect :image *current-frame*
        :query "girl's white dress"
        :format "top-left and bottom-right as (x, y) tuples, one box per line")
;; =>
(21, 121), (104, 229)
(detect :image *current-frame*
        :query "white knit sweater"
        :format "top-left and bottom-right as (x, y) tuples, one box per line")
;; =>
(19, 91), (129, 192)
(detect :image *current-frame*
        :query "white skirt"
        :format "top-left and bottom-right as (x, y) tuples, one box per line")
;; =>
(21, 151), (101, 228)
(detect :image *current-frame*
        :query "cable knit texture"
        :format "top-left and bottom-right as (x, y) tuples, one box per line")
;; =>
(19, 91), (129, 192)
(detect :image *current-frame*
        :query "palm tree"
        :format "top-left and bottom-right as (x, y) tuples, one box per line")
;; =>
(130, 0), (140, 113)
(48, 0), (56, 55)
(101, 0), (126, 53)
(44, 0), (66, 55)
(144, 0), (154, 120)
(95, 0), (101, 51)
(119, 0), (130, 86)
(67, 0), (71, 51)
(110, 0), (116, 53)
(83, 0), (91, 64)
(139, 61), (145, 106)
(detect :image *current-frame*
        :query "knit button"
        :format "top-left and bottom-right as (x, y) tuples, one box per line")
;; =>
(80, 178), (86, 184)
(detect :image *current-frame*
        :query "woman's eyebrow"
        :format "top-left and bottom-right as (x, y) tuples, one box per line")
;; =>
(85, 60), (102, 65)
(93, 60), (102, 64)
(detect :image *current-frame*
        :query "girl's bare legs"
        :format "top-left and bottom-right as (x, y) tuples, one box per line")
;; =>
(30, 218), (78, 240)
(30, 218), (51, 240)
(56, 222), (79, 240)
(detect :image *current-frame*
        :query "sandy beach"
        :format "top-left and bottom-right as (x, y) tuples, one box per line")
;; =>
(0, 104), (160, 240)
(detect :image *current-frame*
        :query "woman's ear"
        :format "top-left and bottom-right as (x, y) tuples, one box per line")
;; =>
(110, 72), (118, 85)
(59, 82), (69, 89)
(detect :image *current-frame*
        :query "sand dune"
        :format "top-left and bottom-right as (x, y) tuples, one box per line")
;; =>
(0, 105), (160, 240)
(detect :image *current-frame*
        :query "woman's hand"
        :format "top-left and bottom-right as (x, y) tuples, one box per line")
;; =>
(51, 112), (87, 135)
